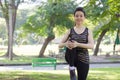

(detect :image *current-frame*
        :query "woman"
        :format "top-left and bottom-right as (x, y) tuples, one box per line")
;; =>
(59, 7), (94, 80)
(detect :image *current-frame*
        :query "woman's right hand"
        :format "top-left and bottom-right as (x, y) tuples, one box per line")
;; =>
(66, 41), (73, 49)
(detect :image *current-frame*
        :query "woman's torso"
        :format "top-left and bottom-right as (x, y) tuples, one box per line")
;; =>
(69, 27), (89, 64)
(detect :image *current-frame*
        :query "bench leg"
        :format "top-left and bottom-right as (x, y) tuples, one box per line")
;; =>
(54, 65), (56, 70)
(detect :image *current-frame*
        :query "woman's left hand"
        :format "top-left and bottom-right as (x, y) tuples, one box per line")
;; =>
(70, 40), (78, 48)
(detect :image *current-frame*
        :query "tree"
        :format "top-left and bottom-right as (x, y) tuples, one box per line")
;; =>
(22, 0), (79, 57)
(14, 9), (32, 45)
(85, 0), (120, 56)
(0, 0), (24, 60)
(113, 27), (120, 54)
(0, 0), (41, 60)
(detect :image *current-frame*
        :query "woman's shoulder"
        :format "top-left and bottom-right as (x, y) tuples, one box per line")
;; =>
(84, 27), (93, 34)
(84, 27), (91, 31)
(85, 27), (93, 35)
(65, 29), (71, 35)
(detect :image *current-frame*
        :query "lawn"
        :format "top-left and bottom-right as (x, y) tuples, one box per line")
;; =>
(0, 45), (120, 80)
(88, 68), (120, 80)
(0, 68), (120, 80)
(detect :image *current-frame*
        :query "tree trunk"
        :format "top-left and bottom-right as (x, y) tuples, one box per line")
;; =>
(3, 15), (16, 58)
(113, 28), (120, 55)
(8, 0), (14, 60)
(93, 29), (108, 56)
(39, 35), (55, 57)
(113, 43), (116, 55)
(1, 0), (18, 59)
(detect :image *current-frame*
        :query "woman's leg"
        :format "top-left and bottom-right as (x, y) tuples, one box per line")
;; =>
(69, 48), (77, 80)
(69, 68), (77, 80)
(76, 61), (89, 80)
(65, 48), (77, 80)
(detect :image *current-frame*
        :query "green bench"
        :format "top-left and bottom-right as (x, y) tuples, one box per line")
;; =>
(32, 58), (57, 70)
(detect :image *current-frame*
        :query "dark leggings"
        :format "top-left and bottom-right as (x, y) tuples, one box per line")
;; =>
(65, 48), (76, 66)
(65, 48), (89, 80)
(76, 61), (89, 80)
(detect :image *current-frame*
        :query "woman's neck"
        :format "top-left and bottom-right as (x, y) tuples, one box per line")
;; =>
(75, 24), (84, 28)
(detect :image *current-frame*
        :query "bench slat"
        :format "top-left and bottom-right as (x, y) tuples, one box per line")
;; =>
(32, 58), (57, 70)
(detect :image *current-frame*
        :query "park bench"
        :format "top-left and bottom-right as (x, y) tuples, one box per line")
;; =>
(32, 58), (57, 70)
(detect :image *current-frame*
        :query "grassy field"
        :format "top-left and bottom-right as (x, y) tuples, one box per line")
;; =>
(0, 68), (120, 80)
(88, 68), (120, 80)
(0, 45), (120, 64)
(1, 44), (119, 56)
(0, 45), (120, 80)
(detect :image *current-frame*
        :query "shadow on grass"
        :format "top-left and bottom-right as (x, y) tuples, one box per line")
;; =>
(0, 68), (120, 80)
(0, 72), (68, 80)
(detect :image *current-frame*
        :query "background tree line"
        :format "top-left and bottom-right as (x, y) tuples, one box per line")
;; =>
(0, 0), (120, 60)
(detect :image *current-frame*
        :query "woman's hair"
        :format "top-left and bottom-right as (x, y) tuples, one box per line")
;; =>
(74, 7), (86, 16)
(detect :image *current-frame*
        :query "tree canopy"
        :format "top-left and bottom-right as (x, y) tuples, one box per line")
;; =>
(85, 0), (120, 55)
(21, 0), (79, 56)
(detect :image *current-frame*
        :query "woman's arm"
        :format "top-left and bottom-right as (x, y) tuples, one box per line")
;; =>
(73, 29), (94, 49)
(58, 30), (70, 48)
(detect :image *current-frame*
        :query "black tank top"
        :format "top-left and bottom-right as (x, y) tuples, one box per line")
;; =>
(69, 27), (89, 64)
(69, 27), (88, 43)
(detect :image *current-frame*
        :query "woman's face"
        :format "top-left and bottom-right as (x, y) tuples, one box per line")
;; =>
(74, 11), (85, 25)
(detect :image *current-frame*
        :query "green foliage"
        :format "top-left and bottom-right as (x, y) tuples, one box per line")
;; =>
(22, 0), (78, 38)
(15, 10), (31, 29)
(0, 18), (7, 37)
(85, 0), (120, 39)
(0, 18), (7, 45)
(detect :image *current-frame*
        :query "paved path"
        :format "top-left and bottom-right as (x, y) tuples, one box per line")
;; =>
(0, 63), (120, 71)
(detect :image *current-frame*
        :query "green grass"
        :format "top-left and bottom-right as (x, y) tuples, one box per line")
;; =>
(0, 68), (120, 80)
(0, 71), (68, 80)
(0, 56), (32, 64)
(105, 57), (120, 62)
(0, 52), (5, 55)
(88, 68), (120, 80)
(0, 56), (66, 64)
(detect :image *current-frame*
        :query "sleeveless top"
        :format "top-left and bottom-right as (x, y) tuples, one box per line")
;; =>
(69, 27), (89, 64)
